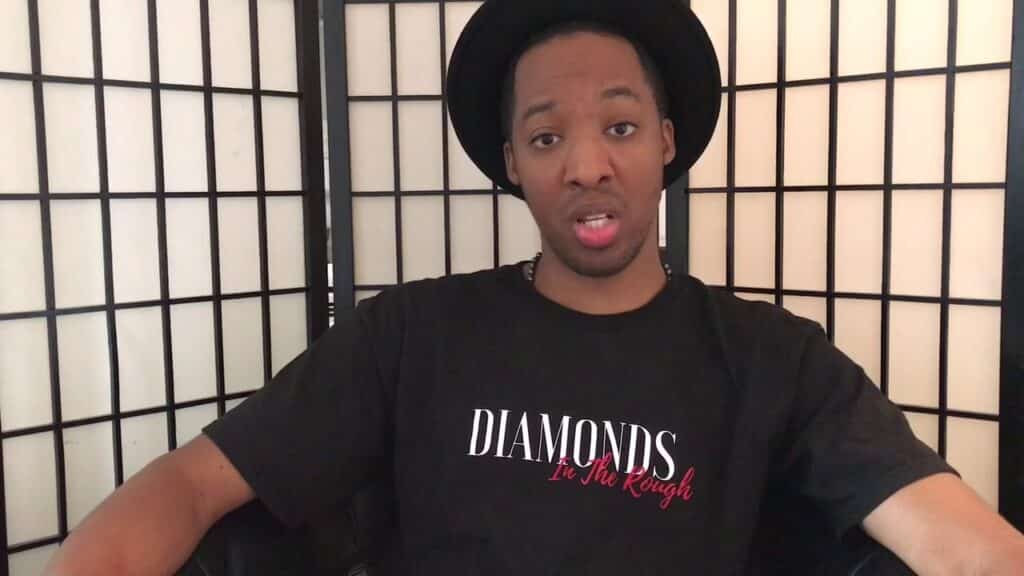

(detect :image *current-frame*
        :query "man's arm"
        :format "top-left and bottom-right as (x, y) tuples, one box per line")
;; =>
(864, 473), (1024, 575)
(43, 434), (254, 576)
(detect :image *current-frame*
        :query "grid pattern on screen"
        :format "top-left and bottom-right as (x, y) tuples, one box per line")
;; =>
(327, 0), (533, 314)
(685, 0), (1017, 517)
(323, 0), (1021, 529)
(0, 0), (327, 570)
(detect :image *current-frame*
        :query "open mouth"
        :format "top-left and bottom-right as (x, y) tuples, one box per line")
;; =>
(573, 212), (620, 248)
(578, 213), (615, 228)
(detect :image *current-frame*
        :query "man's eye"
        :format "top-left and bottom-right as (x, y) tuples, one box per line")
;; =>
(607, 123), (637, 137)
(530, 133), (561, 149)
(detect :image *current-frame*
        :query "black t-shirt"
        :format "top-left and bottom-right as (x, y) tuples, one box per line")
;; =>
(204, 264), (953, 573)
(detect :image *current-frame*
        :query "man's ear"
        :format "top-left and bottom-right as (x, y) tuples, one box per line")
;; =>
(504, 141), (521, 186)
(661, 118), (676, 166)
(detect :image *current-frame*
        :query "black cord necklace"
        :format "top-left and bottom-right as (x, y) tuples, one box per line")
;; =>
(524, 252), (673, 284)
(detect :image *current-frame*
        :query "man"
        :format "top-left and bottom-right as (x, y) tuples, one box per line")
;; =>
(46, 0), (1024, 574)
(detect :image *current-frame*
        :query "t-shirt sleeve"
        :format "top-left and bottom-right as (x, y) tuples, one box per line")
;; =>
(202, 297), (398, 528)
(780, 322), (957, 536)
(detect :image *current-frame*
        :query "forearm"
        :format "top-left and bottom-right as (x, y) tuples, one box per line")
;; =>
(43, 452), (211, 576)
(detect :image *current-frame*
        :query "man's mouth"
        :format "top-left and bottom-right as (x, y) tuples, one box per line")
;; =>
(573, 213), (620, 248)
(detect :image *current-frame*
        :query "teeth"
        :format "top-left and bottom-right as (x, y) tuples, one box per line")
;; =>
(583, 216), (609, 229)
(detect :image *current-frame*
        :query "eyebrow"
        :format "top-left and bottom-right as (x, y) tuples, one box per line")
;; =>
(601, 85), (641, 102)
(519, 86), (641, 125)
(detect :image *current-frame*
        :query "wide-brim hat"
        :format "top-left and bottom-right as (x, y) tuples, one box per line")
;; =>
(446, 0), (722, 198)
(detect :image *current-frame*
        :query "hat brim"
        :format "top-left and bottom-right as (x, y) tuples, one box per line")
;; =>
(447, 0), (722, 198)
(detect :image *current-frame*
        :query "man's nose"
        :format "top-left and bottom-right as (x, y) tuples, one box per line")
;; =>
(563, 136), (613, 189)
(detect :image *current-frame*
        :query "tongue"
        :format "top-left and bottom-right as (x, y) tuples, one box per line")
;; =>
(573, 218), (620, 249)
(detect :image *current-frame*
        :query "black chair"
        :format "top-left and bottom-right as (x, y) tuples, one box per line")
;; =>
(177, 484), (915, 576)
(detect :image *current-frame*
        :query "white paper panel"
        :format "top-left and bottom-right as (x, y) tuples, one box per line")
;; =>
(110, 199), (160, 303)
(838, 0), (887, 76)
(401, 196), (445, 281)
(176, 403), (219, 447)
(222, 297), (264, 394)
(399, 101), (444, 191)
(735, 0), (777, 85)
(892, 76), (946, 185)
(784, 86), (829, 186)
(10, 544), (59, 576)
(171, 302), (217, 403)
(888, 302), (940, 407)
(262, 96), (302, 191)
(161, 91), (208, 192)
(100, 0), (151, 81)
(225, 397), (245, 412)
(157, 0), (203, 85)
(948, 305), (1000, 415)
(894, 0), (947, 71)
(218, 197), (262, 294)
(688, 193), (727, 286)
(957, 0), (1013, 66)
(0, 201), (46, 314)
(105, 88), (155, 193)
(116, 307), (166, 412)
(834, 299), (881, 385)
(38, 0), (93, 77)
(836, 80), (885, 185)
(353, 197), (397, 285)
(44, 84), (99, 193)
(395, 3), (442, 95)
(450, 195), (494, 274)
(835, 190), (883, 294)
(0, 319), (52, 431)
(167, 199), (213, 299)
(735, 292), (775, 304)
(447, 118), (491, 190)
(734, 90), (776, 187)
(270, 293), (307, 376)
(121, 413), (167, 480)
(444, 2), (483, 66)
(786, 0), (830, 81)
(497, 195), (541, 266)
(689, 99), (728, 188)
(349, 102), (395, 192)
(954, 70), (1010, 183)
(891, 189), (943, 297)
(209, 0), (252, 89)
(0, 0), (31, 73)
(64, 422), (115, 529)
(51, 200), (106, 308)
(345, 4), (392, 96)
(213, 94), (258, 192)
(0, 81), (38, 193)
(904, 413), (939, 452)
(782, 296), (826, 332)
(658, 192), (667, 248)
(733, 193), (775, 289)
(950, 189), (1004, 301)
(946, 417), (999, 508)
(267, 196), (306, 290)
(4, 434), (58, 545)
(258, 0), (298, 91)
(782, 192), (826, 291)
(355, 290), (381, 307)
(690, 0), (729, 84)
(57, 312), (111, 421)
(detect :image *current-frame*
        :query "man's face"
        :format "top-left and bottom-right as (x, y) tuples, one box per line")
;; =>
(503, 31), (676, 278)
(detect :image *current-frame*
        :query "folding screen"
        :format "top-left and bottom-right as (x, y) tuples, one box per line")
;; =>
(0, 1), (327, 573)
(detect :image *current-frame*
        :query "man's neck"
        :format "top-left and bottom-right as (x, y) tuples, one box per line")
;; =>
(531, 242), (668, 315)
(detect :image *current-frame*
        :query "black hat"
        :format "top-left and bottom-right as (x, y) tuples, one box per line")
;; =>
(446, 0), (722, 198)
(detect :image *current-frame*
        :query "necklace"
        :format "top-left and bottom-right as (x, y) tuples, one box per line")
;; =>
(524, 252), (673, 284)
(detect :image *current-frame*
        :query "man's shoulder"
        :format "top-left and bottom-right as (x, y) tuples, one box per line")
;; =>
(355, 265), (520, 319)
(678, 275), (824, 368)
